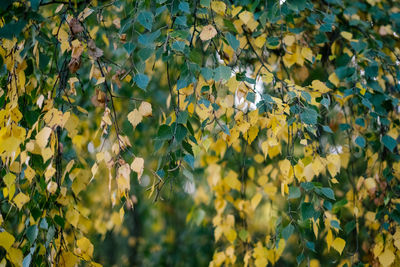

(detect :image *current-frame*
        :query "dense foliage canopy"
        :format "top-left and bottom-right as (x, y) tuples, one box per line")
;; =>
(0, 0), (400, 266)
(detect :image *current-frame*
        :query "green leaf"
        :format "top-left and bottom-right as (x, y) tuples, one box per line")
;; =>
(282, 224), (294, 240)
(200, 0), (210, 7)
(239, 229), (248, 241)
(345, 220), (356, 234)
(184, 154), (195, 169)
(382, 135), (397, 152)
(225, 32), (239, 50)
(178, 2), (190, 13)
(288, 186), (301, 199)
(330, 220), (341, 230)
(138, 30), (160, 46)
(137, 11), (154, 31)
(30, 0), (40, 11)
(301, 202), (315, 220)
(322, 125), (333, 133)
(177, 111), (188, 124)
(172, 41), (186, 52)
(214, 66), (231, 81)
(175, 124), (188, 143)
(0, 19), (27, 39)
(355, 136), (366, 148)
(320, 187), (335, 200)
(157, 125), (173, 140)
(123, 43), (136, 54)
(201, 67), (214, 80)
(134, 73), (149, 90)
(300, 108), (318, 125)
(306, 241), (316, 252)
(26, 225), (38, 244)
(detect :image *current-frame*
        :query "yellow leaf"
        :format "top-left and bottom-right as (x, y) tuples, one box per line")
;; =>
(0, 231), (15, 251)
(45, 166), (56, 181)
(95, 77), (105, 85)
(283, 35), (296, 46)
(261, 141), (268, 159)
(254, 35), (266, 48)
(24, 166), (36, 183)
(76, 237), (94, 261)
(301, 47), (313, 62)
(47, 181), (58, 194)
(138, 101), (152, 117)
(332, 237), (345, 255)
(246, 126), (259, 144)
(13, 192), (30, 209)
(311, 80), (330, 94)
(224, 171), (241, 191)
(127, 109), (143, 128)
(328, 72), (340, 87)
(211, 1), (226, 15)
(36, 127), (52, 149)
(279, 159), (291, 178)
(326, 229), (333, 251)
(251, 192), (262, 210)
(239, 11), (253, 25)
(66, 208), (80, 228)
(327, 154), (341, 177)
(131, 157), (144, 182)
(340, 31), (353, 40)
(3, 173), (15, 189)
(379, 249), (395, 267)
(199, 25), (217, 41)
(231, 6), (242, 17)
(7, 247), (23, 266)
(225, 228), (237, 243)
(59, 251), (79, 267)
(364, 178), (377, 194)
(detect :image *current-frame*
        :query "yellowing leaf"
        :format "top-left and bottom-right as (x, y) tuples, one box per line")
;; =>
(24, 166), (36, 183)
(95, 77), (105, 85)
(327, 154), (341, 177)
(131, 157), (144, 182)
(199, 25), (217, 41)
(328, 72), (340, 87)
(76, 237), (94, 261)
(340, 31), (353, 40)
(364, 177), (377, 194)
(301, 47), (313, 62)
(45, 166), (56, 181)
(283, 35), (296, 46)
(66, 208), (80, 228)
(47, 181), (58, 194)
(224, 171), (241, 191)
(59, 251), (79, 267)
(311, 80), (330, 94)
(379, 249), (395, 267)
(326, 229), (333, 251)
(3, 173), (15, 189)
(127, 109), (143, 128)
(251, 192), (262, 210)
(0, 231), (15, 251)
(239, 11), (253, 25)
(246, 126), (259, 144)
(36, 127), (52, 148)
(279, 159), (291, 178)
(261, 141), (268, 159)
(211, 1), (226, 15)
(13, 192), (29, 209)
(332, 237), (345, 255)
(138, 101), (152, 117)
(7, 247), (23, 266)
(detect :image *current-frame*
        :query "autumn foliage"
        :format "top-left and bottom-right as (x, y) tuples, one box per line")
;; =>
(0, 0), (400, 266)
